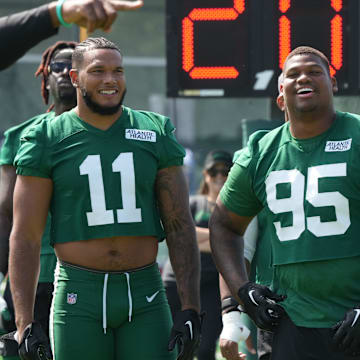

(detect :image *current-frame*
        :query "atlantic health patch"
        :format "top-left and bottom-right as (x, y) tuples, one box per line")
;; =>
(125, 129), (156, 142)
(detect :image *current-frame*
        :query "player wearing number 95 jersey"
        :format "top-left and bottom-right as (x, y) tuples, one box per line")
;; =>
(10, 37), (201, 360)
(210, 46), (360, 360)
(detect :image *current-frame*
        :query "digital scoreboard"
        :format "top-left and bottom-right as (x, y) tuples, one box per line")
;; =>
(166, 0), (360, 97)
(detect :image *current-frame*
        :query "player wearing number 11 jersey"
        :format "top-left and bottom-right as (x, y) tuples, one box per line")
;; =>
(210, 46), (360, 360)
(9, 37), (201, 360)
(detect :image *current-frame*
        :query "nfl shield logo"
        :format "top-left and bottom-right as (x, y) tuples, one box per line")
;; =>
(67, 293), (77, 305)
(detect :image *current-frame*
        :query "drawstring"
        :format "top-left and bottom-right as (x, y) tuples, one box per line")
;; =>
(125, 273), (133, 322)
(103, 273), (109, 334)
(102, 272), (133, 334)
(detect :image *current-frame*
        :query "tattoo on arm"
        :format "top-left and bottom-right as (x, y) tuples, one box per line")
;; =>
(156, 166), (200, 311)
(155, 167), (191, 234)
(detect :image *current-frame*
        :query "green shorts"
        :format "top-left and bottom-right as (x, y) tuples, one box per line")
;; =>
(50, 261), (176, 360)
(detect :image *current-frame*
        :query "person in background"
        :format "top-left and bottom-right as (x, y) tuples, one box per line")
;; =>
(0, 0), (143, 71)
(163, 149), (233, 360)
(0, 40), (77, 359)
(8, 37), (201, 360)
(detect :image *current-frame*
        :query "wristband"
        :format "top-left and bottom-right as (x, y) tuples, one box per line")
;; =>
(56, 0), (72, 28)
(221, 297), (244, 313)
(220, 311), (250, 343)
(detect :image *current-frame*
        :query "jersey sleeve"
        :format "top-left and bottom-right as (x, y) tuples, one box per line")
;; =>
(220, 150), (263, 216)
(0, 4), (58, 71)
(14, 123), (52, 178)
(158, 118), (186, 169)
(243, 216), (259, 262)
(0, 129), (17, 166)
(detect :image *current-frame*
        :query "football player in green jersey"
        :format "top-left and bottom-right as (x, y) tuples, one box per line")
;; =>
(9, 37), (201, 360)
(0, 40), (77, 359)
(210, 46), (360, 359)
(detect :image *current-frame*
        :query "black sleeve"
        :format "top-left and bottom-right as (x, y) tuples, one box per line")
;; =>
(0, 4), (58, 71)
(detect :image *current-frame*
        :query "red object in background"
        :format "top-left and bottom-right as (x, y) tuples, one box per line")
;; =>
(278, 0), (343, 77)
(166, 0), (359, 97)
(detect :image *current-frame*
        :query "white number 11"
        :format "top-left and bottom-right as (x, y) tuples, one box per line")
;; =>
(79, 152), (142, 226)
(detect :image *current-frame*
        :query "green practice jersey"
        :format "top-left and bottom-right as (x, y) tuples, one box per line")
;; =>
(221, 111), (360, 327)
(15, 106), (185, 245)
(0, 112), (56, 282)
(252, 210), (272, 287)
(233, 149), (273, 287)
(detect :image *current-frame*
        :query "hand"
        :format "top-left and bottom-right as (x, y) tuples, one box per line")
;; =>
(62, 0), (144, 33)
(18, 322), (52, 360)
(332, 306), (360, 357)
(168, 309), (203, 360)
(219, 339), (247, 360)
(220, 310), (255, 360)
(237, 282), (286, 332)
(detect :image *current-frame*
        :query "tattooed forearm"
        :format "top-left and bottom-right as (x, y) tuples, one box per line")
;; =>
(156, 166), (200, 311)
(156, 166), (192, 234)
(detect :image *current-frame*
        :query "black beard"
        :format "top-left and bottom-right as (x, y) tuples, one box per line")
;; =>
(81, 87), (126, 115)
(58, 91), (76, 107)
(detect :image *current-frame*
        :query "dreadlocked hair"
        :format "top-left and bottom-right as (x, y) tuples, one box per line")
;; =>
(35, 41), (77, 111)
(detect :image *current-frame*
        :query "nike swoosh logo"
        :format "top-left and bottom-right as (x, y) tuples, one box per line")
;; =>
(351, 309), (360, 327)
(249, 290), (259, 306)
(146, 290), (160, 303)
(185, 320), (193, 340)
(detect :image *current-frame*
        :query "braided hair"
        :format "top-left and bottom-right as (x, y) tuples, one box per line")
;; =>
(35, 41), (77, 109)
(72, 37), (122, 68)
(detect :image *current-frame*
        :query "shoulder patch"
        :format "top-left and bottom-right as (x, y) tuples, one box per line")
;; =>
(325, 139), (352, 152)
(125, 129), (157, 142)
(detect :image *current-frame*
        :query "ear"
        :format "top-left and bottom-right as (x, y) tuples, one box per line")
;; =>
(69, 69), (79, 88)
(331, 76), (338, 94)
(276, 94), (285, 111)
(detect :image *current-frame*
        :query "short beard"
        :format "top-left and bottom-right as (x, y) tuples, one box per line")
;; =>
(80, 87), (126, 115)
(58, 91), (76, 108)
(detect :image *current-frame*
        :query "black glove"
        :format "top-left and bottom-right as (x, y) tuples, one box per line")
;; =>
(332, 306), (360, 357)
(0, 330), (18, 357)
(237, 282), (286, 332)
(168, 309), (203, 360)
(18, 322), (52, 360)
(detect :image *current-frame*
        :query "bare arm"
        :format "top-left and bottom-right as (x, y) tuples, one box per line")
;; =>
(9, 175), (52, 339)
(209, 198), (254, 303)
(0, 165), (16, 275)
(196, 226), (211, 252)
(156, 166), (200, 312)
